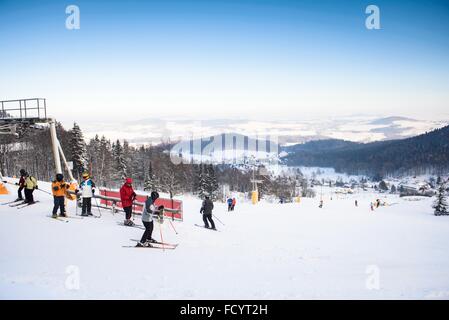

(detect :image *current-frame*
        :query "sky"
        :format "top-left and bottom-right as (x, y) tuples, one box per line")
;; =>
(1, 0), (449, 128)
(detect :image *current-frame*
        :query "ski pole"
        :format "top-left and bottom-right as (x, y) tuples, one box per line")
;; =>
(94, 196), (102, 218)
(212, 214), (225, 226)
(36, 188), (52, 196)
(159, 221), (165, 251)
(168, 220), (178, 235)
(75, 194), (78, 216)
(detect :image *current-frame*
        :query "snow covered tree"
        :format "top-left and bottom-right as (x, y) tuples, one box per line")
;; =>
(390, 184), (397, 194)
(70, 122), (88, 178)
(206, 164), (220, 201)
(195, 164), (219, 200)
(197, 164), (208, 199)
(379, 180), (389, 191)
(433, 182), (448, 216)
(144, 161), (159, 192)
(112, 140), (127, 180)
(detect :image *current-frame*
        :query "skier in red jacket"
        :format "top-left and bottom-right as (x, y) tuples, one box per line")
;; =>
(120, 177), (136, 226)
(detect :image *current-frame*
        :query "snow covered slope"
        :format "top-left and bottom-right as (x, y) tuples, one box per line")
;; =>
(1, 179), (449, 299)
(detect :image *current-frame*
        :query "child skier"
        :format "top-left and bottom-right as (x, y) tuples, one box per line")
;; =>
(136, 191), (164, 247)
(23, 172), (38, 203)
(120, 177), (136, 226)
(15, 169), (26, 201)
(52, 174), (68, 217)
(78, 172), (96, 216)
(227, 197), (232, 212)
(200, 195), (215, 230)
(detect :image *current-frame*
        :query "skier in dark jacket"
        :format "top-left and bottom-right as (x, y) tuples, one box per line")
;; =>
(15, 169), (26, 201)
(136, 191), (164, 247)
(200, 195), (215, 229)
(227, 198), (232, 212)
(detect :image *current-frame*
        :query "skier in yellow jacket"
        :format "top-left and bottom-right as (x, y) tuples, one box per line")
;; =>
(23, 172), (38, 204)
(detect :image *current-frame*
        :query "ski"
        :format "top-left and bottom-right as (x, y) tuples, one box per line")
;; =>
(9, 201), (26, 207)
(48, 215), (69, 223)
(16, 201), (39, 209)
(1, 199), (24, 206)
(116, 222), (145, 229)
(194, 224), (220, 232)
(122, 245), (176, 250)
(129, 239), (178, 248)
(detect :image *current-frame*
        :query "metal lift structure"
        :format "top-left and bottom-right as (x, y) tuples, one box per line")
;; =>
(0, 98), (75, 181)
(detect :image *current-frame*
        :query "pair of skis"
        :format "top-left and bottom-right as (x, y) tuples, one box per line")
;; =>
(1, 199), (23, 206)
(123, 239), (178, 250)
(194, 224), (220, 232)
(10, 200), (40, 209)
(47, 215), (84, 223)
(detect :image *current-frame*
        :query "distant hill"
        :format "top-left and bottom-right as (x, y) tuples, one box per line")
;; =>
(283, 125), (449, 177)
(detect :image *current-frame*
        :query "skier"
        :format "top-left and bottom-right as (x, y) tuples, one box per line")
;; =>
(120, 177), (136, 226)
(200, 195), (215, 230)
(23, 172), (38, 204)
(77, 172), (96, 217)
(370, 202), (374, 211)
(319, 199), (323, 208)
(355, 200), (358, 207)
(136, 191), (164, 247)
(375, 199), (381, 208)
(52, 174), (68, 217)
(227, 197), (232, 212)
(231, 197), (236, 211)
(15, 169), (26, 201)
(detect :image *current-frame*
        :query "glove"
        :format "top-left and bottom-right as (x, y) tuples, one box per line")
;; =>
(53, 186), (59, 191)
(92, 189), (95, 194)
(35, 186), (38, 190)
(158, 205), (165, 210)
(75, 189), (79, 194)
(15, 182), (19, 186)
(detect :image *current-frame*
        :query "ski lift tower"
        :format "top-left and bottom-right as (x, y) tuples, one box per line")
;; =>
(250, 167), (263, 204)
(0, 98), (75, 181)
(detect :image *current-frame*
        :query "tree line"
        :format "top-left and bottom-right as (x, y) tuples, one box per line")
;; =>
(0, 122), (312, 201)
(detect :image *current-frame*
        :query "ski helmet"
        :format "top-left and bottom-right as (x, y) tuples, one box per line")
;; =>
(20, 169), (26, 176)
(56, 173), (64, 182)
(151, 191), (159, 201)
(125, 177), (133, 184)
(82, 172), (89, 179)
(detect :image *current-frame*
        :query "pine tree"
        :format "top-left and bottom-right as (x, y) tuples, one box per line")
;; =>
(144, 161), (159, 192)
(379, 180), (389, 191)
(206, 164), (219, 201)
(113, 140), (127, 180)
(197, 164), (208, 199)
(70, 122), (88, 177)
(433, 182), (448, 216)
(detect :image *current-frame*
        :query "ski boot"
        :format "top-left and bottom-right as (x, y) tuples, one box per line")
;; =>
(81, 212), (88, 217)
(52, 213), (58, 218)
(59, 213), (67, 217)
(143, 240), (153, 247)
(124, 220), (134, 226)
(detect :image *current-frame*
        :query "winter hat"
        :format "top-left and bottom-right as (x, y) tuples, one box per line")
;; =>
(56, 174), (64, 182)
(20, 169), (26, 175)
(125, 178), (133, 184)
(82, 172), (89, 179)
(151, 191), (159, 201)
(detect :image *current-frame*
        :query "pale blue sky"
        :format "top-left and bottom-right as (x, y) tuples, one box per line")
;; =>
(1, 0), (448, 125)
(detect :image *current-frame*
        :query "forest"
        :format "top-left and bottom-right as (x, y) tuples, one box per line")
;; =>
(0, 122), (308, 201)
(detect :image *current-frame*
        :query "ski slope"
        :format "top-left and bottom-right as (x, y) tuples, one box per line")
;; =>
(1, 178), (449, 299)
